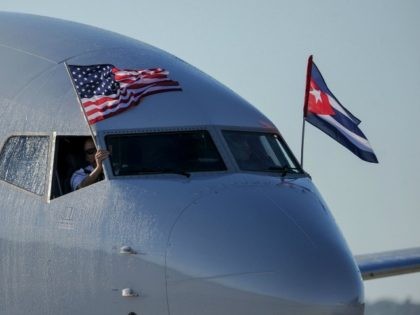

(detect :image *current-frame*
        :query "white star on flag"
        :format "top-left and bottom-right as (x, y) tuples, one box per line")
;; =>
(309, 87), (322, 103)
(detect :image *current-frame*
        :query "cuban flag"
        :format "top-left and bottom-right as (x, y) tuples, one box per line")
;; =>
(303, 56), (378, 163)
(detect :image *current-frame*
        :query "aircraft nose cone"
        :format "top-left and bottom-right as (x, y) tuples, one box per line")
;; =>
(166, 181), (364, 315)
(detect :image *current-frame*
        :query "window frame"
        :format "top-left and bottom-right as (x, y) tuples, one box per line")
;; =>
(220, 128), (305, 176)
(48, 134), (105, 201)
(0, 133), (52, 200)
(100, 127), (230, 179)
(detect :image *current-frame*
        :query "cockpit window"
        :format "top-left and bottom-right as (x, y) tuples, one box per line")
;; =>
(0, 136), (49, 195)
(223, 131), (303, 174)
(106, 131), (226, 176)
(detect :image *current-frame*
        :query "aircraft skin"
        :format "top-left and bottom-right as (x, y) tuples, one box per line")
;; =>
(0, 11), (374, 315)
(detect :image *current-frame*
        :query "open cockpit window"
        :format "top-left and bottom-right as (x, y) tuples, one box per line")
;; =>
(0, 136), (49, 195)
(106, 131), (226, 176)
(223, 131), (303, 175)
(50, 136), (104, 199)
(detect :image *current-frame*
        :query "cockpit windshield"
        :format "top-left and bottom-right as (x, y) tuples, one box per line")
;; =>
(106, 131), (226, 176)
(223, 131), (303, 175)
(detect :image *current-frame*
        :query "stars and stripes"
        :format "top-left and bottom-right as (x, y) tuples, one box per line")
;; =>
(303, 56), (378, 163)
(67, 64), (182, 124)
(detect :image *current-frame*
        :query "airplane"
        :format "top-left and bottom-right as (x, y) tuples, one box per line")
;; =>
(0, 11), (418, 315)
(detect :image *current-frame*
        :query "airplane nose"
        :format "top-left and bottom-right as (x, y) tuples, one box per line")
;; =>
(166, 180), (364, 315)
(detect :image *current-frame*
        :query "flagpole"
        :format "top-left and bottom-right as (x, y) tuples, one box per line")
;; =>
(63, 62), (99, 148)
(63, 62), (109, 179)
(300, 55), (313, 168)
(300, 119), (306, 167)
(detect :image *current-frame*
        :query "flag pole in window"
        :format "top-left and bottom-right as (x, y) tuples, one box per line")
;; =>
(63, 61), (99, 148)
(63, 61), (110, 179)
(300, 55), (313, 168)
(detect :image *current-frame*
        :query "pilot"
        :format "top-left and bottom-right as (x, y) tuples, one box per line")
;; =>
(70, 138), (110, 190)
(230, 136), (274, 171)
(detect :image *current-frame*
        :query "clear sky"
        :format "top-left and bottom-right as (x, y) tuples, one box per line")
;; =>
(1, 0), (419, 303)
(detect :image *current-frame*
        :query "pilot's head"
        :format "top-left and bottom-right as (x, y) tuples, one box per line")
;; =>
(231, 137), (252, 161)
(84, 138), (97, 166)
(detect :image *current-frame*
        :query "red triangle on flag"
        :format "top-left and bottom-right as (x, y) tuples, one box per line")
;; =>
(307, 80), (335, 115)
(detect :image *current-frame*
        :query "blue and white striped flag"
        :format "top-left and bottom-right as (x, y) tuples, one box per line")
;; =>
(303, 57), (378, 163)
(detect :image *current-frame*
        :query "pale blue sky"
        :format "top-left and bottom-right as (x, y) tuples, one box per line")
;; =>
(1, 0), (419, 303)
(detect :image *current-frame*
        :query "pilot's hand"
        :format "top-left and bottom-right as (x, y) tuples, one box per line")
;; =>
(95, 149), (110, 170)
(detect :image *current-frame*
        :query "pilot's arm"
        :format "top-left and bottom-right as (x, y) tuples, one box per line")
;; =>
(71, 149), (110, 190)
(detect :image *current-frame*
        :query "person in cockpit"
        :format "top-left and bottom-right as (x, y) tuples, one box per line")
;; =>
(229, 136), (272, 171)
(70, 138), (110, 190)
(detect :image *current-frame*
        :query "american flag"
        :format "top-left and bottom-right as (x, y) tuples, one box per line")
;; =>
(67, 64), (182, 124)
